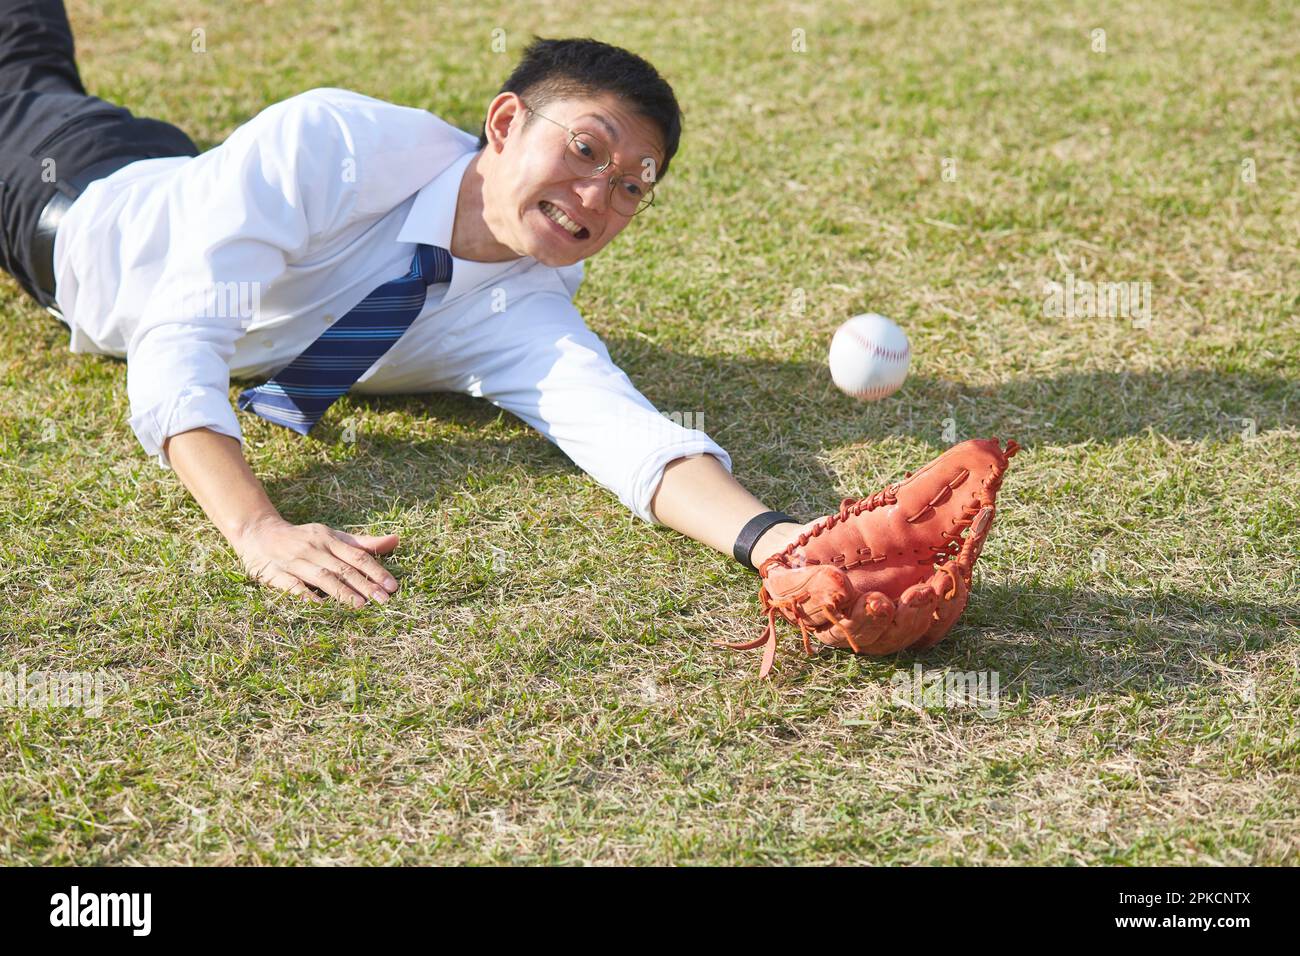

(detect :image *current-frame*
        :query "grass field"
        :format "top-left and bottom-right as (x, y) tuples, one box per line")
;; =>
(1, 0), (1297, 864)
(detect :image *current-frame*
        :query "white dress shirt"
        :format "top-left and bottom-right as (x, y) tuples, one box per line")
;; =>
(50, 87), (730, 522)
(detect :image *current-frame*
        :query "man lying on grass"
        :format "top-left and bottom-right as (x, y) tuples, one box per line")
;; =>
(1, 4), (1017, 675)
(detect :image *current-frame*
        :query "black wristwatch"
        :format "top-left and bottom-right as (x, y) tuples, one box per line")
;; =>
(733, 510), (798, 572)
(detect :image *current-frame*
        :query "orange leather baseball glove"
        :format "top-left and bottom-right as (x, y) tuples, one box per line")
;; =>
(726, 438), (1020, 678)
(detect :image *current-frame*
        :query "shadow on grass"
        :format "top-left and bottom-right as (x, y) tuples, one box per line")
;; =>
(598, 334), (1294, 447)
(14, 303), (1290, 527)
(253, 333), (1293, 524)
(595, 335), (1296, 512)
(253, 391), (577, 525)
(872, 579), (1299, 702)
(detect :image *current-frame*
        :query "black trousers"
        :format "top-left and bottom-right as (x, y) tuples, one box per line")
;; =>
(0, 0), (200, 308)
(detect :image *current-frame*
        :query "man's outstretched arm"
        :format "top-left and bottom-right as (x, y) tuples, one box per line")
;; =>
(164, 427), (400, 608)
(650, 453), (809, 570)
(452, 298), (809, 565)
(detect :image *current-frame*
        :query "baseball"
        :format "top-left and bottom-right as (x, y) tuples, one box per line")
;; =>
(827, 313), (911, 400)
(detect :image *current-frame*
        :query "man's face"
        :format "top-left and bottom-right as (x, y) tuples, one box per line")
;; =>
(484, 91), (666, 267)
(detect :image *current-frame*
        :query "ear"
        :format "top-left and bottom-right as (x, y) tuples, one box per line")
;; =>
(484, 92), (527, 154)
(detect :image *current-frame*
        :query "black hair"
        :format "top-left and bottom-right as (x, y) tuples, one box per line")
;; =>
(477, 36), (682, 180)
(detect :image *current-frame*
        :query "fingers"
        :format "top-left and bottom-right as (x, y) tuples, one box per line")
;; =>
(333, 529), (400, 556)
(324, 534), (400, 596)
(241, 523), (401, 610)
(263, 569), (324, 605)
(288, 556), (380, 609)
(301, 527), (398, 607)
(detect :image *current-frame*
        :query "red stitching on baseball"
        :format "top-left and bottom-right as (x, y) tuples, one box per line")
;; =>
(845, 328), (910, 364)
(847, 383), (903, 398)
(841, 326), (908, 397)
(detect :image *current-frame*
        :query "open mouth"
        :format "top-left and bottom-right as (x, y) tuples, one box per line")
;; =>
(539, 200), (590, 241)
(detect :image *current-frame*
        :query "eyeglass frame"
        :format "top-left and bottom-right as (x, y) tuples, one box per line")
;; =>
(520, 100), (658, 217)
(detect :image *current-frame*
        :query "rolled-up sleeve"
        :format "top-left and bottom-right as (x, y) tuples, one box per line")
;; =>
(466, 292), (732, 523)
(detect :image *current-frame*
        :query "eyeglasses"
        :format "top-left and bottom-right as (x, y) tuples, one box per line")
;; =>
(522, 102), (657, 217)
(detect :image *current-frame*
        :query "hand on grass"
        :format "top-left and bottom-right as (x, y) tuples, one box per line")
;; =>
(232, 514), (400, 608)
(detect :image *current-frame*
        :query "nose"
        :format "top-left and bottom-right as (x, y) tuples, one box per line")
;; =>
(572, 176), (610, 216)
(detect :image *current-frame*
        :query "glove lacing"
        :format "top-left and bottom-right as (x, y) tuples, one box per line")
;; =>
(724, 441), (1019, 677)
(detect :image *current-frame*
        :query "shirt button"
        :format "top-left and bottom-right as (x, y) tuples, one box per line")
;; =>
(323, 313), (335, 324)
(260, 336), (274, 348)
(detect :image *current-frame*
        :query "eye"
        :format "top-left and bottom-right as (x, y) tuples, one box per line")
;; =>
(621, 180), (644, 198)
(567, 132), (611, 171)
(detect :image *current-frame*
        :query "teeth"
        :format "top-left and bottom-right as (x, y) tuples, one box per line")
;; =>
(540, 200), (582, 236)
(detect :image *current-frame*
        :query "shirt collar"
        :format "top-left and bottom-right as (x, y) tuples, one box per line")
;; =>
(396, 148), (537, 302)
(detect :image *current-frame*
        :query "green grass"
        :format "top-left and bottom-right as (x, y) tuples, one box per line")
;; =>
(1, 0), (1297, 864)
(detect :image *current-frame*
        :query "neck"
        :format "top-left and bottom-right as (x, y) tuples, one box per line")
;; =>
(450, 151), (524, 263)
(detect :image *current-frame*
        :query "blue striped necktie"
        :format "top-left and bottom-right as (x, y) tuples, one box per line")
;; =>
(238, 244), (453, 434)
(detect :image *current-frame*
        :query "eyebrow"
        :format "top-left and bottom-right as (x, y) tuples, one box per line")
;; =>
(576, 112), (620, 143)
(577, 112), (660, 165)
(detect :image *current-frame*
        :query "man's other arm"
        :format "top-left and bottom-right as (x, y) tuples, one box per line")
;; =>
(124, 91), (449, 605)
(163, 428), (399, 606)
